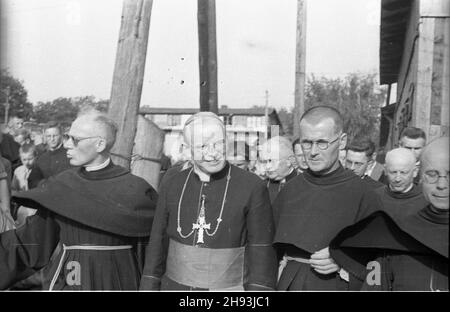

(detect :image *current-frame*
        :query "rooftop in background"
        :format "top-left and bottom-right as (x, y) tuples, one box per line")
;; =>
(379, 0), (413, 85)
(140, 106), (275, 116)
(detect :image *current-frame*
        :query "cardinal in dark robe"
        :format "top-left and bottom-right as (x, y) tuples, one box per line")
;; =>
(140, 112), (277, 291)
(273, 106), (382, 291)
(0, 112), (157, 290)
(329, 137), (449, 291)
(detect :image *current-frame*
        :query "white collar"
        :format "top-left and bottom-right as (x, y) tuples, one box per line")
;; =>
(365, 161), (376, 177)
(85, 158), (111, 172)
(389, 183), (414, 194)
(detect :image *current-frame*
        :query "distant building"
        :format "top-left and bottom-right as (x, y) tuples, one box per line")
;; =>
(379, 0), (449, 149)
(139, 106), (281, 161)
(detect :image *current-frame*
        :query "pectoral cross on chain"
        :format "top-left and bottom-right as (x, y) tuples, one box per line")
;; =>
(192, 195), (210, 244)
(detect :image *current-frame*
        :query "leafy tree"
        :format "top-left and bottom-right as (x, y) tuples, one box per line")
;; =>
(32, 96), (110, 127)
(0, 69), (33, 121)
(304, 73), (387, 144)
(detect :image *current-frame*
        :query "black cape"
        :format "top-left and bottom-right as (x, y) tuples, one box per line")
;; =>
(329, 205), (448, 290)
(13, 163), (157, 237)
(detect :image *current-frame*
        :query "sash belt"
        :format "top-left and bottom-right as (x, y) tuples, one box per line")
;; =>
(48, 244), (132, 291)
(278, 255), (311, 281)
(166, 239), (245, 290)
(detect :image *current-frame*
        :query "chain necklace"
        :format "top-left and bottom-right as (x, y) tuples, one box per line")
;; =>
(177, 166), (232, 241)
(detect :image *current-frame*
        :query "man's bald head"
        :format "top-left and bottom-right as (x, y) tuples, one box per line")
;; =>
(420, 137), (449, 210)
(299, 106), (344, 135)
(385, 148), (416, 168)
(75, 111), (118, 151)
(421, 136), (449, 167)
(183, 112), (225, 145)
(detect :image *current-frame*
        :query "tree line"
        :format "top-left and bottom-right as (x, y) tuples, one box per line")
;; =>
(2, 69), (386, 142)
(0, 69), (108, 128)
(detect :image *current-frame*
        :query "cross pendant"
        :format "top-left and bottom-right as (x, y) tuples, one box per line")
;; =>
(192, 216), (210, 244)
(192, 195), (210, 244)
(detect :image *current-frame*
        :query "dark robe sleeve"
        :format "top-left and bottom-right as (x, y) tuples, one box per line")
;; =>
(244, 182), (278, 291)
(27, 166), (45, 189)
(139, 179), (170, 290)
(0, 209), (60, 289)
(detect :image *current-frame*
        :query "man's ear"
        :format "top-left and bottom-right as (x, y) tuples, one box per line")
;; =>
(96, 138), (107, 153)
(287, 155), (296, 167)
(339, 133), (347, 150)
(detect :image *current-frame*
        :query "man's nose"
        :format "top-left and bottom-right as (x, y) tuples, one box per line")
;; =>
(436, 176), (449, 190)
(63, 140), (73, 149)
(310, 143), (319, 156)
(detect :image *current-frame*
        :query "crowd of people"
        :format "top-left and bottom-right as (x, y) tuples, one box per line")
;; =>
(0, 106), (448, 291)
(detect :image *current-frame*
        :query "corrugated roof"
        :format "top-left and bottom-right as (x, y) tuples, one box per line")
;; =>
(379, 0), (413, 85)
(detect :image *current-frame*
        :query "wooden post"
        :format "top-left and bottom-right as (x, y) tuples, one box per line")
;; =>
(108, 0), (153, 169)
(4, 87), (10, 124)
(197, 0), (218, 113)
(264, 90), (269, 139)
(293, 0), (307, 138)
(131, 115), (165, 190)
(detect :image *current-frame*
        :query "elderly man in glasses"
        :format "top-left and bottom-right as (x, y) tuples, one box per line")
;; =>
(273, 105), (382, 291)
(140, 111), (277, 291)
(0, 110), (157, 290)
(329, 137), (448, 291)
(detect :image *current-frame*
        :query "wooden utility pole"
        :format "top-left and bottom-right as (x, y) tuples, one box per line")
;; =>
(108, 0), (153, 169)
(131, 115), (165, 190)
(197, 0), (218, 113)
(264, 90), (269, 139)
(293, 0), (307, 138)
(4, 87), (10, 124)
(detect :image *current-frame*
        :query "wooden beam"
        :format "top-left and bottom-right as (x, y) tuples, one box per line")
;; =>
(293, 0), (307, 138)
(197, 0), (218, 113)
(414, 17), (434, 138)
(108, 0), (153, 169)
(131, 115), (165, 191)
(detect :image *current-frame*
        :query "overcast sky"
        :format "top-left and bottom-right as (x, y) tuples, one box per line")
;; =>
(0, 0), (381, 110)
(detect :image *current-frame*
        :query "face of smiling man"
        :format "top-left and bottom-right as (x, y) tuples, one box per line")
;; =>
(420, 137), (449, 210)
(184, 115), (227, 175)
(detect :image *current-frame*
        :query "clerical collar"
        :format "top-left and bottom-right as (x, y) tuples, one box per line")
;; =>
(304, 163), (355, 185)
(389, 183), (414, 194)
(269, 168), (296, 184)
(192, 162), (230, 182)
(420, 205), (449, 225)
(386, 184), (421, 199)
(85, 158), (111, 172)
